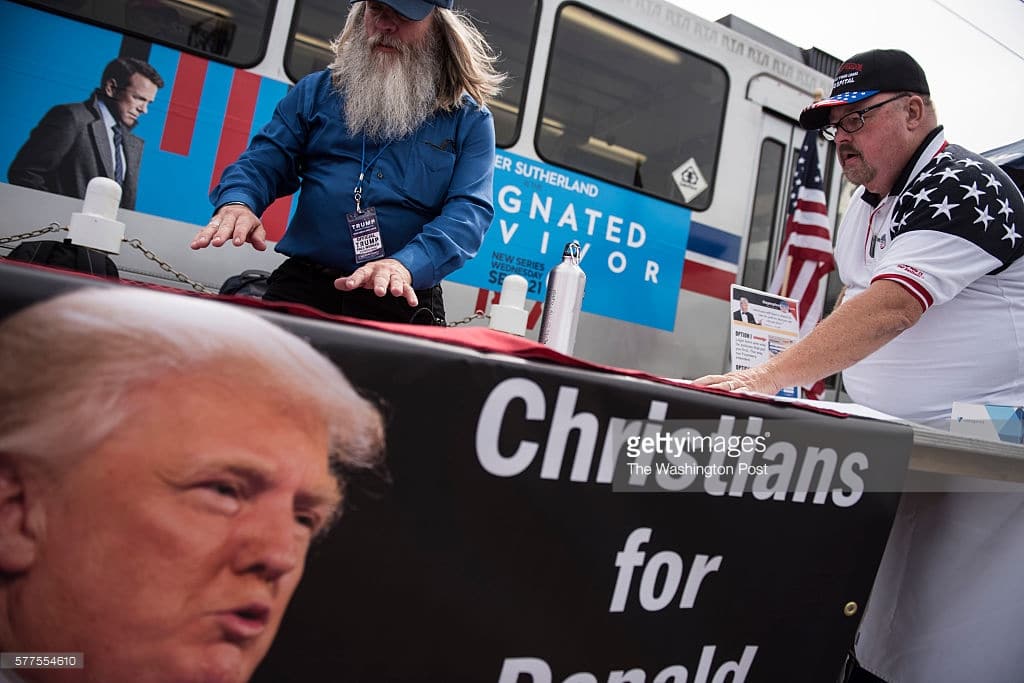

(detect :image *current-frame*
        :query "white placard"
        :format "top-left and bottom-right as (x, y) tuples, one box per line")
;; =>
(729, 284), (800, 397)
(671, 158), (708, 202)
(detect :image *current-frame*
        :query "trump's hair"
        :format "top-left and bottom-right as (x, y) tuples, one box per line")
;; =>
(0, 287), (383, 498)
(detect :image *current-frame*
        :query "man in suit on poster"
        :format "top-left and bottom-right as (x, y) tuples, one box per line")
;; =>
(8, 57), (164, 210)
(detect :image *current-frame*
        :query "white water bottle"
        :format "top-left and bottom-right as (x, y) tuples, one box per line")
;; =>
(539, 241), (586, 355)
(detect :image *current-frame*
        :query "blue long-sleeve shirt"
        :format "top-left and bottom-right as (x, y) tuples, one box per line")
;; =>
(210, 69), (496, 288)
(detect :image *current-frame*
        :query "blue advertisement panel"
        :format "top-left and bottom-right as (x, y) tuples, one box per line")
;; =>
(447, 152), (691, 331)
(0, 3), (296, 234)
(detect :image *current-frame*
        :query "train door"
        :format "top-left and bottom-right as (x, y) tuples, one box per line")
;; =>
(741, 113), (835, 292)
(740, 110), (847, 394)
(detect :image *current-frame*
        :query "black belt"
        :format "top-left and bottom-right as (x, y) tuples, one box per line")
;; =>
(288, 256), (438, 297)
(291, 256), (346, 278)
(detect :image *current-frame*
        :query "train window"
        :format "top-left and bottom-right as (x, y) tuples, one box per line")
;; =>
(286, 0), (538, 147)
(23, 0), (273, 67)
(538, 5), (727, 210)
(742, 139), (785, 291)
(285, 0), (341, 82)
(462, 0), (538, 147)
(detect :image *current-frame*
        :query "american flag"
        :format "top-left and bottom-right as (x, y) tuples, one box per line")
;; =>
(769, 130), (835, 399)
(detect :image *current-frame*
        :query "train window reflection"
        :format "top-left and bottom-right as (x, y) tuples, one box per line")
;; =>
(538, 5), (727, 209)
(24, 0), (272, 67)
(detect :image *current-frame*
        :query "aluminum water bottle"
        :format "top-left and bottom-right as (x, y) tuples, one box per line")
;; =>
(539, 241), (586, 355)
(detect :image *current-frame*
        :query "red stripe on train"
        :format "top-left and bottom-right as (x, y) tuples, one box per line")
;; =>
(208, 70), (292, 242)
(681, 260), (735, 300)
(160, 53), (207, 155)
(260, 196), (292, 242)
(209, 70), (260, 193)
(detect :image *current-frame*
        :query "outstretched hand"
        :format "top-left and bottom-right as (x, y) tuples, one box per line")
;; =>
(335, 258), (418, 307)
(693, 365), (783, 395)
(190, 204), (267, 251)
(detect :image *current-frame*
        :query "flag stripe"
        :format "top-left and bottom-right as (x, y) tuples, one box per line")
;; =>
(768, 130), (835, 400)
(797, 189), (827, 205)
(785, 231), (833, 249)
(793, 210), (831, 230)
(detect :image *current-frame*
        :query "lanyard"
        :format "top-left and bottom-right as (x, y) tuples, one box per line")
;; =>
(353, 135), (390, 212)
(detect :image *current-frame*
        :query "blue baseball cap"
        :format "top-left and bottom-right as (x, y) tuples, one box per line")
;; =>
(799, 49), (930, 130)
(350, 0), (453, 21)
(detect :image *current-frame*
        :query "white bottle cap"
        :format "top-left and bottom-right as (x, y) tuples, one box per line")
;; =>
(67, 177), (125, 254)
(81, 176), (121, 219)
(489, 274), (529, 336)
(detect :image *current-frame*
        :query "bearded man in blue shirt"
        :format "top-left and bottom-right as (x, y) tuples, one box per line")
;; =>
(191, 0), (505, 325)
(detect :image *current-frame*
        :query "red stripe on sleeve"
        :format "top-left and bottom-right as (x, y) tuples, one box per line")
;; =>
(160, 54), (207, 155)
(872, 273), (933, 311)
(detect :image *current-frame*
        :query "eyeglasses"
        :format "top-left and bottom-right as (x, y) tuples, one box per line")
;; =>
(820, 93), (911, 141)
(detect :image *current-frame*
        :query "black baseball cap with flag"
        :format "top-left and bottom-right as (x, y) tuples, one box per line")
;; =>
(799, 49), (930, 130)
(350, 0), (453, 21)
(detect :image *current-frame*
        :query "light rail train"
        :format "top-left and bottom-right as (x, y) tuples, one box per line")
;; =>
(0, 0), (847, 378)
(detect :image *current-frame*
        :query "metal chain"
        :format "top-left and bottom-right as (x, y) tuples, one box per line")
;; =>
(0, 223), (65, 244)
(447, 309), (490, 327)
(122, 238), (213, 293)
(1, 224), (211, 294)
(2, 228), (509, 314)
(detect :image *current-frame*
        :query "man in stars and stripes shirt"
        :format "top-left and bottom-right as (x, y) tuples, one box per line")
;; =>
(695, 49), (1024, 683)
(698, 48), (1023, 425)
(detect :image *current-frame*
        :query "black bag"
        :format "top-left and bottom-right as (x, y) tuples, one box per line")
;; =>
(5, 239), (119, 278)
(219, 269), (271, 298)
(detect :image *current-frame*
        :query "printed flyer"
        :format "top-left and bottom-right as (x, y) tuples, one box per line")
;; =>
(729, 284), (800, 397)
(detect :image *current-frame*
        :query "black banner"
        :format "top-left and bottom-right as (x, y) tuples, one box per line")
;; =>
(0, 263), (912, 683)
(261, 310), (909, 682)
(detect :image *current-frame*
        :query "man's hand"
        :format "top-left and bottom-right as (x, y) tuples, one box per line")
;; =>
(190, 204), (267, 251)
(695, 280), (924, 397)
(335, 258), (418, 307)
(694, 365), (783, 395)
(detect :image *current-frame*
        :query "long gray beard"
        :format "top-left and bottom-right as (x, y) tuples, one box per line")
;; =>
(331, 27), (441, 142)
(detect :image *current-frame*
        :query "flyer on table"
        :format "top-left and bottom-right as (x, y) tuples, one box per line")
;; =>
(729, 285), (800, 397)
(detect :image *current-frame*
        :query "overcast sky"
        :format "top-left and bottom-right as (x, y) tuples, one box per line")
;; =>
(665, 0), (1024, 154)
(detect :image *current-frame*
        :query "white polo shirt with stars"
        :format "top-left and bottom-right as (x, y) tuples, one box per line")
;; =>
(835, 127), (1024, 427)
